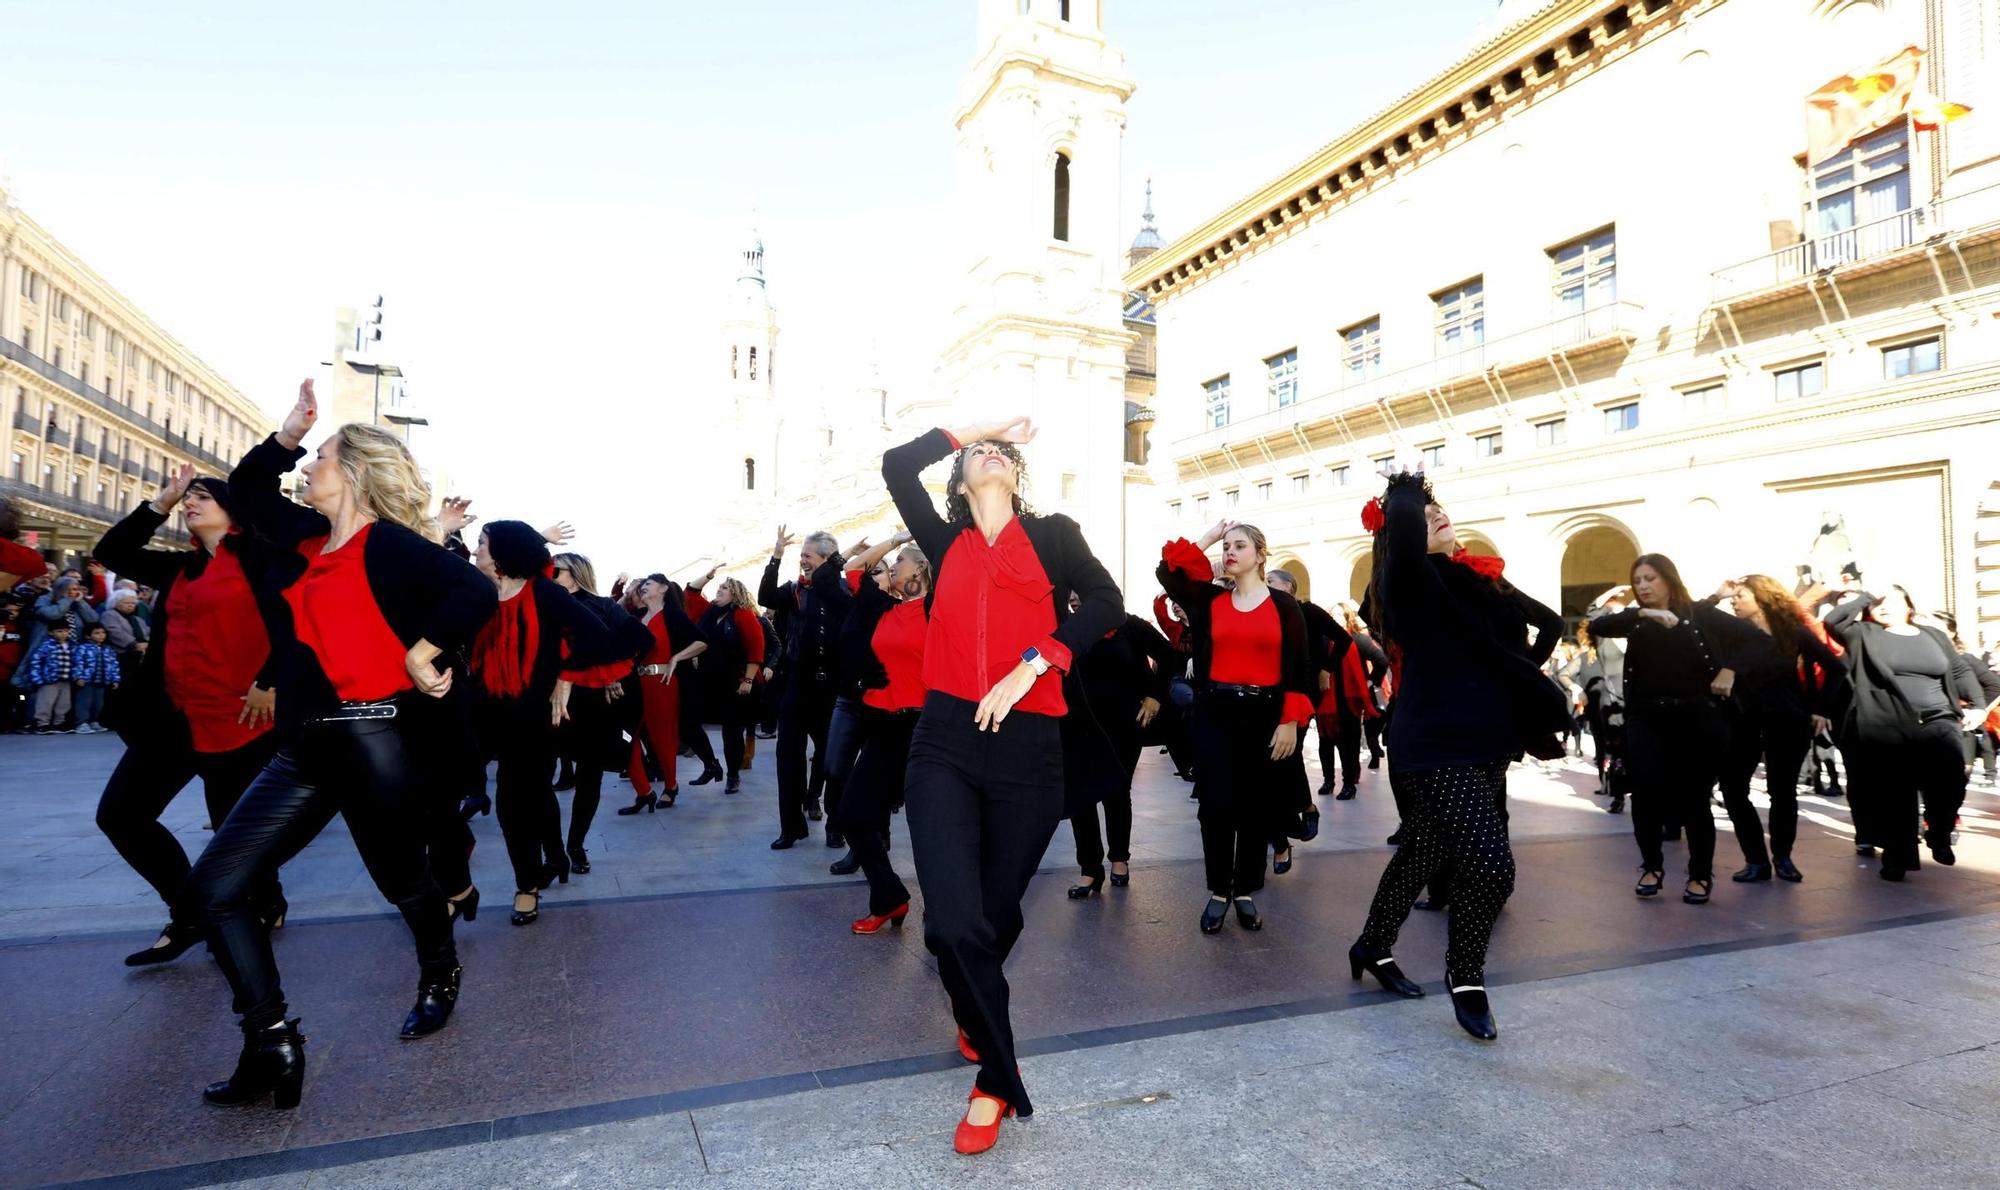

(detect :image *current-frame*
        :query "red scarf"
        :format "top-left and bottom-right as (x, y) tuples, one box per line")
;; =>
(472, 582), (540, 698)
(1449, 548), (1506, 581)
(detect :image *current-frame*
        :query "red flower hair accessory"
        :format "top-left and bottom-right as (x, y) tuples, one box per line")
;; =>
(1360, 498), (1386, 533)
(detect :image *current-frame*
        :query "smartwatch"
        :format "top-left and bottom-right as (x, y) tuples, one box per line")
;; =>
(1021, 647), (1050, 677)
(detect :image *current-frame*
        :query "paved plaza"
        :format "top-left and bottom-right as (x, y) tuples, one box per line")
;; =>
(6, 730), (2000, 1187)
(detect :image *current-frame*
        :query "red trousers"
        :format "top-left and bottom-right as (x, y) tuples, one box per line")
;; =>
(630, 675), (680, 796)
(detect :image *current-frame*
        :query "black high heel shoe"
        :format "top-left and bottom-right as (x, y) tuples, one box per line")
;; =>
(689, 761), (724, 786)
(1233, 897), (1262, 931)
(204, 1019), (307, 1109)
(125, 921), (204, 967)
(447, 887), (480, 922)
(568, 846), (590, 875)
(401, 966), (462, 1040)
(261, 894), (289, 932)
(616, 793), (658, 816)
(1200, 897), (1228, 934)
(1067, 875), (1105, 900)
(1108, 863), (1130, 888)
(545, 858), (570, 887)
(1450, 986), (1498, 1041)
(1300, 808), (1320, 842)
(459, 791), (492, 821)
(1347, 941), (1424, 998)
(510, 891), (541, 926)
(1272, 847), (1293, 876)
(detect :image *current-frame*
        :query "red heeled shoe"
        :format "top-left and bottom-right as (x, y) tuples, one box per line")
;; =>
(953, 1088), (1014, 1155)
(957, 1028), (979, 1064)
(851, 902), (910, 935)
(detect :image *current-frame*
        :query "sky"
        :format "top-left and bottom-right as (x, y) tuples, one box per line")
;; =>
(1, 0), (1508, 578)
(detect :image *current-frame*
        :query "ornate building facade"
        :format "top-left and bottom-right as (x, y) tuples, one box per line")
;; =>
(1127, 0), (2000, 644)
(0, 183), (272, 564)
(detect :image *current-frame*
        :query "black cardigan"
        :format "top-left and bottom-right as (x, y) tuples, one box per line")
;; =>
(834, 571), (903, 700)
(1823, 593), (1981, 747)
(1061, 614), (1177, 812)
(882, 428), (1124, 670)
(230, 434), (499, 728)
(481, 578), (651, 725)
(1155, 555), (1317, 714)
(760, 548), (853, 677)
(1588, 602), (1761, 708)
(92, 502), (285, 750)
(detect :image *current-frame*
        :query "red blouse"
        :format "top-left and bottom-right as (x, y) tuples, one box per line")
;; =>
(285, 524), (412, 702)
(923, 517), (1072, 716)
(865, 598), (928, 712)
(733, 607), (766, 666)
(164, 543), (273, 753)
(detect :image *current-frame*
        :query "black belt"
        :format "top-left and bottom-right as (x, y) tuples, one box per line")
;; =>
(308, 697), (401, 724)
(1204, 681), (1279, 698)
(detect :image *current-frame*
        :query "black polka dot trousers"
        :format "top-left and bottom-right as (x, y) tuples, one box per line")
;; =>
(1358, 761), (1514, 987)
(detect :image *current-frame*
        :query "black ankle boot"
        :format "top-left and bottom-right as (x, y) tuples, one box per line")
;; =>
(401, 966), (463, 1040)
(1348, 942), (1425, 998)
(204, 1019), (307, 1108)
(829, 850), (861, 876)
(724, 772), (741, 794)
(690, 761), (724, 787)
(1450, 986), (1498, 1040)
(567, 846), (591, 875)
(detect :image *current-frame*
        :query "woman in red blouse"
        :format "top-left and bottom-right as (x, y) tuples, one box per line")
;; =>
(552, 552), (644, 871)
(1157, 520), (1317, 934)
(92, 463), (285, 967)
(883, 419), (1124, 1156)
(695, 576), (767, 794)
(184, 381), (497, 1110)
(614, 574), (709, 813)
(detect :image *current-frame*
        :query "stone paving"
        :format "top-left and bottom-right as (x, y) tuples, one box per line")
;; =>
(4, 727), (1999, 1187)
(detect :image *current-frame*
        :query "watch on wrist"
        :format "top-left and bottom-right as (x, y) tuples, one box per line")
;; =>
(1021, 647), (1050, 677)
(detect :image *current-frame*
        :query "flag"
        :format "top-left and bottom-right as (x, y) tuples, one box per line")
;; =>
(1805, 45), (1925, 164)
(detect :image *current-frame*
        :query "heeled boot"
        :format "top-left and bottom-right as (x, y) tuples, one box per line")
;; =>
(204, 1018), (307, 1109)
(401, 965), (463, 1040)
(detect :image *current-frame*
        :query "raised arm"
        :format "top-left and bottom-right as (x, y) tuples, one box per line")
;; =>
(1378, 474), (1448, 636)
(92, 501), (186, 591)
(230, 381), (332, 547)
(1155, 528), (1221, 618)
(882, 429), (959, 564)
(1585, 606), (1644, 639)
(1515, 587), (1564, 667)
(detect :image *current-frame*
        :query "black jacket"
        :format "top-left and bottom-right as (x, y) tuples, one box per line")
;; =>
(229, 434), (499, 730)
(882, 428), (1124, 670)
(760, 549), (852, 680)
(834, 572), (901, 700)
(92, 502), (285, 751)
(1823, 594), (1981, 747)
(1587, 603), (1761, 707)
(1061, 614), (1176, 812)
(1155, 558), (1316, 712)
(480, 578), (650, 729)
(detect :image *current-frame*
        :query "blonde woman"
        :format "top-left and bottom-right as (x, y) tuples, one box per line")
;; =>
(185, 380), (498, 1110)
(698, 576), (767, 793)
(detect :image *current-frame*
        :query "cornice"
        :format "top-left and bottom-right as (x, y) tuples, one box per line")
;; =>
(1126, 0), (1717, 303)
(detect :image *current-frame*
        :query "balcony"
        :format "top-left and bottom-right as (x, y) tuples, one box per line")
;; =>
(12, 410), (34, 434)
(77, 440), (98, 461)
(1175, 301), (1647, 453)
(1712, 182), (2000, 304)
(122, 457), (140, 477)
(0, 337), (236, 472)
(101, 451), (120, 471)
(46, 426), (71, 449)
(144, 467), (162, 485)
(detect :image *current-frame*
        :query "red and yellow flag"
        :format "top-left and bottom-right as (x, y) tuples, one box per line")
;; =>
(1805, 45), (1971, 163)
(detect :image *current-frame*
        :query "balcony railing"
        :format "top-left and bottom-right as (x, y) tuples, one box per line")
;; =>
(46, 426), (71, 449)
(101, 451), (120, 470)
(144, 467), (162, 485)
(77, 440), (98, 461)
(1712, 182), (2000, 301)
(0, 336), (236, 472)
(1177, 300), (1647, 450)
(122, 458), (140, 477)
(0, 477), (131, 530)
(11, 410), (34, 433)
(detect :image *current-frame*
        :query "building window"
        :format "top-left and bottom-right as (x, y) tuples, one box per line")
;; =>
(1195, 494), (1209, 518)
(1290, 472), (1310, 496)
(1328, 465), (1350, 488)
(1551, 228), (1616, 317)
(52, 347), (63, 371)
(1419, 443), (1446, 469)
(1882, 336), (1941, 379)
(748, 346), (757, 380)
(1061, 473), (1078, 501)
(10, 452), (23, 481)
(1052, 152), (1072, 242)
(1169, 500), (1181, 519)
(1535, 418), (1567, 448)
(1371, 454), (1393, 474)
(1603, 402), (1640, 434)
(1475, 431), (1503, 459)
(1433, 279), (1484, 354)
(1224, 488), (1240, 508)
(1256, 480), (1272, 502)
(1265, 349), (1298, 409)
(730, 345), (739, 379)
(1059, 0), (1071, 19)
(1811, 122), (1911, 258)
(1773, 361), (1826, 401)
(1203, 375), (1231, 428)
(1341, 318), (1382, 386)
(743, 457), (755, 490)
(1681, 383), (1725, 417)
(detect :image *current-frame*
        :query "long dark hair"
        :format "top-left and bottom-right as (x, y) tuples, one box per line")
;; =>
(1631, 552), (1693, 614)
(1363, 473), (1435, 653)
(944, 440), (1035, 524)
(1736, 574), (1811, 660)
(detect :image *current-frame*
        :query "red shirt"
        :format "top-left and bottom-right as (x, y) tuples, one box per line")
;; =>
(165, 544), (273, 753)
(285, 524), (412, 702)
(733, 606), (765, 667)
(640, 610), (677, 664)
(0, 539), (48, 583)
(1209, 595), (1313, 725)
(923, 517), (1072, 716)
(865, 598), (928, 712)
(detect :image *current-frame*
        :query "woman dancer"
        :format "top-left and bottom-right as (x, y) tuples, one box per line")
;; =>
(1348, 467), (1568, 1041)
(1824, 585), (1982, 879)
(695, 577), (766, 794)
(832, 532), (929, 933)
(1157, 521), (1314, 932)
(1587, 554), (1759, 905)
(882, 418), (1122, 1155)
(553, 551), (643, 871)
(93, 463), (285, 966)
(187, 380), (497, 1109)
(614, 574), (708, 814)
(472, 525), (650, 925)
(1713, 575), (1849, 884)
(1060, 597), (1176, 899)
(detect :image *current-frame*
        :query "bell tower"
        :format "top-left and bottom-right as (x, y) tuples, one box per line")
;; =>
(719, 228), (780, 532)
(939, 0), (1137, 592)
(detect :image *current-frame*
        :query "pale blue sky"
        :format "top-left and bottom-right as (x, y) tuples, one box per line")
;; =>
(2, 0), (1506, 571)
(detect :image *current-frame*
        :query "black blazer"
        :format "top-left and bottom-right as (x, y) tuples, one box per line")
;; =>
(1155, 556), (1316, 711)
(1823, 594), (1981, 747)
(760, 548), (853, 677)
(230, 434), (499, 728)
(882, 428), (1124, 667)
(92, 502), (284, 751)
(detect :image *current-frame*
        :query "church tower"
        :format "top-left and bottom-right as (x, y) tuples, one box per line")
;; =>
(937, 0), (1138, 594)
(719, 230), (779, 536)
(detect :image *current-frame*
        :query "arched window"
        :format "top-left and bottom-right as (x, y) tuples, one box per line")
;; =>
(1053, 152), (1072, 242)
(731, 344), (738, 379)
(1059, 0), (1071, 19)
(744, 457), (756, 491)
(749, 346), (758, 380)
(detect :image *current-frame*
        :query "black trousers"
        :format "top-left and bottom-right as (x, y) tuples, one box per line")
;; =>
(1847, 718), (1967, 869)
(1627, 701), (1727, 881)
(718, 687), (757, 776)
(1359, 762), (1514, 987)
(1364, 714), (1385, 763)
(96, 733), (282, 926)
(823, 695), (869, 830)
(1720, 710), (1811, 866)
(1191, 688), (1286, 897)
(834, 704), (915, 915)
(495, 718), (564, 892)
(677, 677), (717, 767)
(559, 684), (623, 854)
(1070, 795), (1131, 883)
(186, 711), (457, 1031)
(1801, 731), (1843, 793)
(905, 691), (1063, 1117)
(776, 674), (836, 838)
(1965, 728), (1997, 781)
(1315, 711), (1363, 791)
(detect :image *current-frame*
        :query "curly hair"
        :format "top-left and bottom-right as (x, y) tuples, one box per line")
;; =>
(1734, 574), (1812, 660)
(944, 439), (1036, 524)
(715, 576), (758, 615)
(333, 424), (438, 541)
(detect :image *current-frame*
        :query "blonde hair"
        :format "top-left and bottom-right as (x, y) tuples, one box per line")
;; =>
(333, 424), (438, 541)
(897, 543), (933, 596)
(717, 577), (758, 615)
(552, 552), (598, 595)
(1225, 523), (1269, 579)
(1335, 599), (1367, 636)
